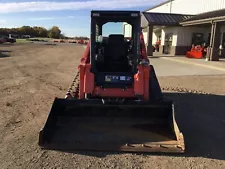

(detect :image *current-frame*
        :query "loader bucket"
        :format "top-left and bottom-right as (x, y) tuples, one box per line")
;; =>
(39, 98), (185, 153)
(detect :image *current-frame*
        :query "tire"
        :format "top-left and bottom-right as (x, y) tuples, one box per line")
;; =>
(149, 65), (163, 101)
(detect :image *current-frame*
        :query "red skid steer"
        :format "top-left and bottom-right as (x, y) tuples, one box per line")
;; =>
(38, 10), (185, 153)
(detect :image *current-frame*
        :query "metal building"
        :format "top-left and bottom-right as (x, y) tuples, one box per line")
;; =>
(123, 0), (225, 61)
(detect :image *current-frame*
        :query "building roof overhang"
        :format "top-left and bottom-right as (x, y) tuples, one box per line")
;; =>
(141, 12), (194, 28)
(180, 8), (225, 26)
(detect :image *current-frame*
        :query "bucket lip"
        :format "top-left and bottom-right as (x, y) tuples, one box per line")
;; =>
(39, 141), (185, 153)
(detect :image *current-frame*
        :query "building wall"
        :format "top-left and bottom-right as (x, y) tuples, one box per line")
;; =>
(159, 27), (180, 55)
(155, 26), (213, 55)
(152, 30), (161, 45)
(221, 26), (225, 47)
(123, 0), (225, 55)
(152, 28), (177, 46)
(152, 32), (157, 45)
(176, 26), (225, 46)
(176, 27), (211, 46)
(148, 1), (173, 13)
(162, 27), (179, 46)
(160, 26), (225, 46)
(147, 0), (225, 15)
(146, 25), (225, 55)
(146, 0), (225, 55)
(143, 32), (148, 45)
(221, 26), (225, 34)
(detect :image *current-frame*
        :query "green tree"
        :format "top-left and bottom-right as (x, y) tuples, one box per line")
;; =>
(33, 26), (48, 37)
(39, 27), (48, 37)
(48, 26), (61, 39)
(19, 26), (34, 36)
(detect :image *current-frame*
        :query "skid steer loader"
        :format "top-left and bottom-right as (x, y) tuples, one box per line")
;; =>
(38, 10), (185, 153)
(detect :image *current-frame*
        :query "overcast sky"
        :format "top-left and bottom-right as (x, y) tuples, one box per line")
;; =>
(0, 0), (166, 37)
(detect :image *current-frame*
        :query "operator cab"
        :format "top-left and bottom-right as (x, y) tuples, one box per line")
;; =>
(90, 11), (140, 88)
(95, 34), (131, 72)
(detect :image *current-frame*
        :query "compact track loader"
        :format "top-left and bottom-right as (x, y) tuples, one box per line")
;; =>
(38, 10), (185, 153)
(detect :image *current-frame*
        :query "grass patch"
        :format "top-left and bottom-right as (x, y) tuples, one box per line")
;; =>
(30, 37), (53, 41)
(16, 39), (32, 43)
(16, 37), (53, 43)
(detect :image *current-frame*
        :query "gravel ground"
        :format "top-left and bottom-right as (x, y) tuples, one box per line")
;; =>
(0, 43), (224, 169)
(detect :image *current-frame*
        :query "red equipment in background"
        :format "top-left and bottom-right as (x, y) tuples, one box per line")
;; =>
(153, 40), (161, 52)
(78, 39), (84, 44)
(186, 45), (207, 59)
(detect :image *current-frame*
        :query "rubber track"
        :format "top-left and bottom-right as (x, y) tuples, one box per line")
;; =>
(66, 71), (80, 99)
